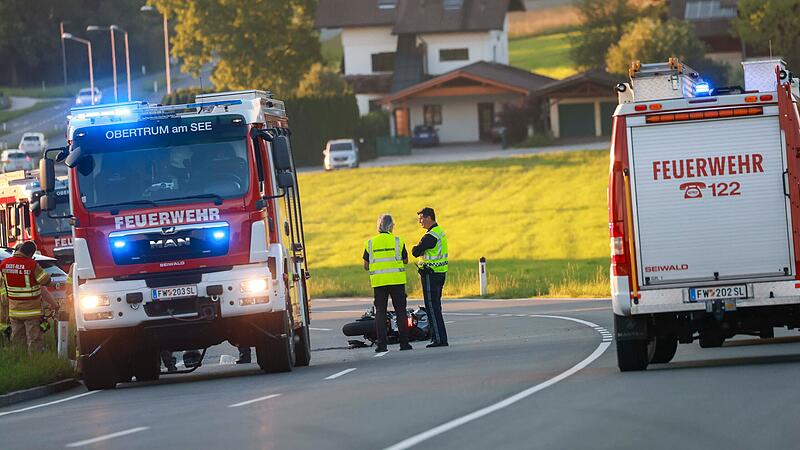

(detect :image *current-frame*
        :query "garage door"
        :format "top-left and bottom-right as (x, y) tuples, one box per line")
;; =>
(558, 103), (595, 138)
(601, 102), (617, 136)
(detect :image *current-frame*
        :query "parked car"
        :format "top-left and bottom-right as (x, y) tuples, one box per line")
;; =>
(75, 87), (102, 105)
(0, 248), (68, 303)
(1, 150), (34, 173)
(19, 132), (47, 159)
(411, 125), (440, 147)
(323, 138), (359, 171)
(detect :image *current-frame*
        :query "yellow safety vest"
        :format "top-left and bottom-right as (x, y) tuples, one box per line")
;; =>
(420, 225), (448, 273)
(366, 233), (407, 287)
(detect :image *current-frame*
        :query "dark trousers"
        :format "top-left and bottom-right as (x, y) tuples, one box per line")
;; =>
(421, 271), (447, 344)
(374, 284), (409, 348)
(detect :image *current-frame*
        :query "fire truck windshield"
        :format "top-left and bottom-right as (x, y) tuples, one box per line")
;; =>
(35, 202), (71, 236)
(76, 139), (249, 211)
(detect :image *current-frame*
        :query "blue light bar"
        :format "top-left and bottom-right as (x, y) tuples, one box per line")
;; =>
(695, 82), (711, 96)
(69, 99), (244, 121)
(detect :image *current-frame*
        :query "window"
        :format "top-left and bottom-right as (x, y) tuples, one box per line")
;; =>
(439, 48), (469, 62)
(423, 105), (442, 125)
(368, 100), (383, 113)
(443, 0), (463, 10)
(371, 52), (395, 72)
(684, 1), (736, 20)
(378, 0), (397, 10)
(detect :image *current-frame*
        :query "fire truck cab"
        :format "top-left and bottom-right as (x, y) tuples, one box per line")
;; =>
(39, 91), (312, 389)
(609, 58), (800, 371)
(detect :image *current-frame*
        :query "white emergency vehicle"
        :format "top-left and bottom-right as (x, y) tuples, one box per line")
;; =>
(609, 58), (800, 370)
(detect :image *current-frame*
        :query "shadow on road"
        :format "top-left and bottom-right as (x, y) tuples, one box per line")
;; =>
(651, 352), (800, 371)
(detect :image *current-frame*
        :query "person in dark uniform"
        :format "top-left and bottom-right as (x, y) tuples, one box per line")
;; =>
(363, 214), (412, 352)
(412, 207), (449, 348)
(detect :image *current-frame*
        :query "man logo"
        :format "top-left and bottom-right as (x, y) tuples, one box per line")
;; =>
(150, 238), (191, 249)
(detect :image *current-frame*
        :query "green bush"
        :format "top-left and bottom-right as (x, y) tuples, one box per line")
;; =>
(161, 87), (215, 105)
(356, 110), (390, 161)
(284, 95), (360, 167)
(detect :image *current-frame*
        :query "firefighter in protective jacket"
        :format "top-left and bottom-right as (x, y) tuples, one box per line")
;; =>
(0, 241), (57, 352)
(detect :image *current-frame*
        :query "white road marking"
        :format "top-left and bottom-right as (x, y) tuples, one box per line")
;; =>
(325, 368), (357, 380)
(374, 351), (389, 358)
(443, 312), (483, 316)
(65, 426), (149, 448)
(228, 393), (281, 408)
(310, 327), (333, 331)
(444, 321), (455, 324)
(383, 315), (611, 450)
(0, 391), (98, 417)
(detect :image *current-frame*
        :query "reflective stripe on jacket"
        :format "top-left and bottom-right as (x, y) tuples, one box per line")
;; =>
(0, 254), (50, 319)
(421, 225), (448, 273)
(366, 233), (407, 287)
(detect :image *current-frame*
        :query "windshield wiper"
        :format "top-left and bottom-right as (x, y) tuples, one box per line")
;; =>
(154, 193), (224, 206)
(88, 199), (159, 214)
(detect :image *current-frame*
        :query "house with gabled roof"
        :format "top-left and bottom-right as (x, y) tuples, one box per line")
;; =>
(315, 0), (554, 143)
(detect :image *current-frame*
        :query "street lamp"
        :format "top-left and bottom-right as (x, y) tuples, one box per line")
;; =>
(140, 5), (171, 94)
(86, 25), (117, 102)
(62, 33), (95, 105)
(87, 25), (132, 101)
(59, 21), (70, 86)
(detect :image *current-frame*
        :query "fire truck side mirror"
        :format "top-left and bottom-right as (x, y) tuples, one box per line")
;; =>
(63, 146), (83, 168)
(39, 194), (55, 212)
(271, 136), (293, 172)
(39, 158), (56, 193)
(276, 172), (295, 189)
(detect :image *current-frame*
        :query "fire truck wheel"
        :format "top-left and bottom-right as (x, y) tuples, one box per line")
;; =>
(616, 339), (651, 372)
(256, 311), (295, 373)
(133, 349), (161, 382)
(649, 335), (678, 364)
(294, 324), (311, 367)
(699, 333), (725, 348)
(81, 353), (118, 390)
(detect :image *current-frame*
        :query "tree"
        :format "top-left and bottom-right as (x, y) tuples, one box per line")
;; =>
(605, 17), (728, 85)
(295, 62), (350, 97)
(150, 0), (321, 97)
(734, 0), (800, 67)
(569, 0), (660, 70)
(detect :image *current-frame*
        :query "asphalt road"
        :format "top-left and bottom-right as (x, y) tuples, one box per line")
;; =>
(2, 297), (800, 449)
(0, 67), (209, 150)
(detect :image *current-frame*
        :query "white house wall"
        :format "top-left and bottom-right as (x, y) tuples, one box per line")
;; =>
(407, 94), (518, 143)
(420, 29), (508, 75)
(355, 93), (383, 116)
(341, 27), (397, 75)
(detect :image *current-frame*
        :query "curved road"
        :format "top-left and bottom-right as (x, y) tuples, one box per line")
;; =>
(1, 298), (800, 449)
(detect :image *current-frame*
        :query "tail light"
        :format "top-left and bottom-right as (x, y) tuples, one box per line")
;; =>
(610, 222), (628, 276)
(407, 317), (414, 328)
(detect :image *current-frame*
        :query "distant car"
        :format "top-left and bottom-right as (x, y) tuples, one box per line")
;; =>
(75, 87), (102, 105)
(0, 248), (68, 303)
(411, 125), (440, 147)
(323, 139), (359, 171)
(1, 150), (34, 173)
(19, 132), (47, 159)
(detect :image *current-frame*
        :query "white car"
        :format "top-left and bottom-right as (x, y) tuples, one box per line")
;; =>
(75, 87), (102, 105)
(1, 150), (34, 173)
(19, 132), (47, 158)
(323, 139), (359, 171)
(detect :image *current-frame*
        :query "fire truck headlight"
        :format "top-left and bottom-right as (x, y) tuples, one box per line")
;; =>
(80, 295), (110, 309)
(241, 279), (269, 294)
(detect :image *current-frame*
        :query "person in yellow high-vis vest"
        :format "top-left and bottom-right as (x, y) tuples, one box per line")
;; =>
(363, 214), (412, 352)
(412, 207), (449, 348)
(0, 241), (57, 353)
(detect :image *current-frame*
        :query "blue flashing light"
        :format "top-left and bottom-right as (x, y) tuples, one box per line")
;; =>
(212, 230), (227, 240)
(112, 240), (126, 249)
(695, 82), (711, 96)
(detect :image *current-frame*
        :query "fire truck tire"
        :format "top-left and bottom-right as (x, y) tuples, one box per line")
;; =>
(649, 335), (678, 364)
(699, 333), (725, 348)
(256, 311), (295, 373)
(133, 349), (161, 382)
(81, 354), (118, 390)
(294, 325), (311, 367)
(616, 339), (650, 372)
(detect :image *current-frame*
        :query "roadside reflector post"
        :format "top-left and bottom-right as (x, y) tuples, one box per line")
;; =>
(56, 309), (69, 359)
(479, 257), (488, 297)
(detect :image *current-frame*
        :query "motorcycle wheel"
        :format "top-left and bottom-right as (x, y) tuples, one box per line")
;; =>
(342, 319), (376, 339)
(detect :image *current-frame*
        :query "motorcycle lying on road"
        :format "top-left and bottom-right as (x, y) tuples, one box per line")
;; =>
(342, 306), (430, 348)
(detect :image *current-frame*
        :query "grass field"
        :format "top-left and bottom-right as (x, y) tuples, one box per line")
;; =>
(509, 31), (579, 80)
(299, 150), (609, 299)
(0, 330), (75, 395)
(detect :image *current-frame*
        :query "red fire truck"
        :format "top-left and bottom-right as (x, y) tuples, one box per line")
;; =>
(0, 170), (73, 267)
(609, 58), (800, 371)
(39, 90), (311, 389)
